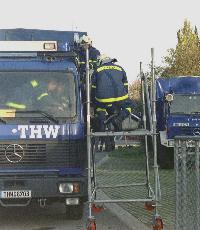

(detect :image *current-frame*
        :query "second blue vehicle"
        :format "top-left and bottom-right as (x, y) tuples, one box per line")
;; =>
(156, 76), (200, 168)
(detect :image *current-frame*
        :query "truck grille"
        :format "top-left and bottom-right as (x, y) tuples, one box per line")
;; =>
(0, 141), (86, 168)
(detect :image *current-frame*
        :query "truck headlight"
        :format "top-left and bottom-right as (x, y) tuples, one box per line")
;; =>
(59, 183), (80, 194)
(168, 140), (174, 147)
(44, 42), (57, 51)
(165, 94), (174, 102)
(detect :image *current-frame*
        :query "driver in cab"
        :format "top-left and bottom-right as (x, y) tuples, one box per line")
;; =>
(36, 78), (68, 114)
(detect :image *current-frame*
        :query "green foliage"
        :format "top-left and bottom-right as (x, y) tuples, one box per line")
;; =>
(144, 65), (165, 79)
(162, 19), (200, 77)
(129, 79), (142, 112)
(129, 19), (200, 111)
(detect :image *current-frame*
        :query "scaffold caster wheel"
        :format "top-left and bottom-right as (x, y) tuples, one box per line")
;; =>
(144, 201), (155, 211)
(87, 219), (96, 230)
(92, 204), (104, 213)
(153, 216), (163, 230)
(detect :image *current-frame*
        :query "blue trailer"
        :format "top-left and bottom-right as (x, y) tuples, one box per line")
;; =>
(156, 76), (200, 168)
(0, 29), (87, 219)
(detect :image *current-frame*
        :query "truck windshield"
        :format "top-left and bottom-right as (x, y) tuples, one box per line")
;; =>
(170, 94), (200, 114)
(0, 71), (76, 118)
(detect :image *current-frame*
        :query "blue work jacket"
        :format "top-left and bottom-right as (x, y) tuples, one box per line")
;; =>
(91, 62), (129, 103)
(78, 46), (100, 72)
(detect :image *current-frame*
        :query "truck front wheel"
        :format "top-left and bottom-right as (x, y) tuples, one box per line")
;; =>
(65, 202), (84, 220)
(157, 137), (174, 169)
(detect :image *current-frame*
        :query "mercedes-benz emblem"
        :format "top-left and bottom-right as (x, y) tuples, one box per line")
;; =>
(5, 144), (24, 163)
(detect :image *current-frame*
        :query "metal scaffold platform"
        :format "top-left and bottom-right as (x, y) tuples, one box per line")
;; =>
(85, 47), (163, 230)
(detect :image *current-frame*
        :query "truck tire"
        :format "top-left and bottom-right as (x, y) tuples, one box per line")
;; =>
(65, 203), (84, 220)
(157, 137), (174, 169)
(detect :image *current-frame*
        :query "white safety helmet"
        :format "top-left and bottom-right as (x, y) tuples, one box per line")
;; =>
(97, 54), (117, 65)
(79, 35), (92, 45)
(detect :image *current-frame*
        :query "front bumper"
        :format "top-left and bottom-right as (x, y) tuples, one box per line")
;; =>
(0, 173), (88, 200)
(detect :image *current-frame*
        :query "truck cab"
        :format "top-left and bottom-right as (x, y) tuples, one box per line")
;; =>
(156, 76), (200, 168)
(0, 29), (87, 219)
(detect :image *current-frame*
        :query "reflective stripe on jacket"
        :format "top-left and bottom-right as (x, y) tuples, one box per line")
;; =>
(6, 102), (26, 109)
(37, 93), (48, 101)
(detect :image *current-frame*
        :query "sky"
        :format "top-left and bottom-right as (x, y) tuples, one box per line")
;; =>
(0, 0), (200, 83)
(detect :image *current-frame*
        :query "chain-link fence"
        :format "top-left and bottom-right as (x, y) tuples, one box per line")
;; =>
(175, 137), (200, 230)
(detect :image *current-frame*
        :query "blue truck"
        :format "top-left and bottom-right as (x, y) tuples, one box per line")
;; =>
(0, 28), (88, 219)
(156, 76), (200, 168)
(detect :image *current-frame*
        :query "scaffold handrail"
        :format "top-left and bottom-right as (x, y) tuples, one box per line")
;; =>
(91, 129), (152, 137)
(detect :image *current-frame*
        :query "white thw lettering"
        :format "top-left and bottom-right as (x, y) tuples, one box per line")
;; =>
(29, 125), (42, 139)
(43, 125), (60, 138)
(18, 125), (29, 139)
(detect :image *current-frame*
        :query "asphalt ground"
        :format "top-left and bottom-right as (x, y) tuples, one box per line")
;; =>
(0, 202), (132, 230)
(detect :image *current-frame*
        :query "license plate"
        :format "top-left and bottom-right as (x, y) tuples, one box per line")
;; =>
(0, 190), (31, 199)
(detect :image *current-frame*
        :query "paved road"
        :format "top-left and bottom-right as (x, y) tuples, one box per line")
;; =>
(0, 202), (131, 230)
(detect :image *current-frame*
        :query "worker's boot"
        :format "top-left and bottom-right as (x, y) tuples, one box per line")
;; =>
(112, 116), (123, 131)
(105, 137), (115, 152)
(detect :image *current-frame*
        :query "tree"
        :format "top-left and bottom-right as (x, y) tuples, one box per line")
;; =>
(129, 79), (142, 112)
(162, 19), (200, 77)
(129, 20), (200, 111)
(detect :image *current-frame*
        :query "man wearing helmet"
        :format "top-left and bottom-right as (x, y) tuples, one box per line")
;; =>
(91, 54), (135, 132)
(78, 35), (100, 82)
